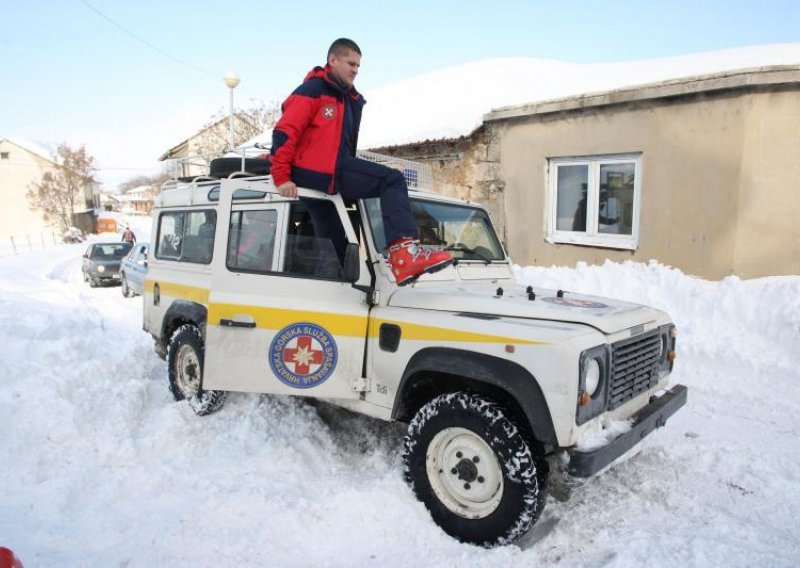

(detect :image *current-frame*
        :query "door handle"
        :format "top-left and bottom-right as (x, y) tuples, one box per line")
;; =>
(220, 318), (256, 329)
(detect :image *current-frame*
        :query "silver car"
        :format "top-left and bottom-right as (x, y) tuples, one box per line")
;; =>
(120, 242), (149, 297)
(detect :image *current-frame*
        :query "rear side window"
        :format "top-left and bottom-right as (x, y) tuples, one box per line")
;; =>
(156, 210), (216, 264)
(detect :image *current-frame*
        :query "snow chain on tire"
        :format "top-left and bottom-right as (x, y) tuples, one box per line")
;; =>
(166, 324), (227, 416)
(402, 392), (546, 547)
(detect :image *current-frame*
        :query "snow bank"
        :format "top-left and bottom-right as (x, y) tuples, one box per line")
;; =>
(0, 247), (798, 566)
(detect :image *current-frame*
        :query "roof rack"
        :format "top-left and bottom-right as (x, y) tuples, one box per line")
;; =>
(162, 145), (433, 191)
(356, 150), (433, 190)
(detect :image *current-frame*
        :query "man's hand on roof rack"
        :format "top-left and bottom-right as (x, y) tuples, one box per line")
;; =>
(278, 181), (297, 198)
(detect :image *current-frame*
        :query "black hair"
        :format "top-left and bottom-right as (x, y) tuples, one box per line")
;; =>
(327, 38), (361, 58)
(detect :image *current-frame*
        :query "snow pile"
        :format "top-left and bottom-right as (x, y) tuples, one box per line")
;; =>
(360, 43), (800, 148)
(0, 247), (799, 566)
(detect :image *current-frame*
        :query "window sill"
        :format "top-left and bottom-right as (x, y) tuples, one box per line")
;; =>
(546, 234), (638, 251)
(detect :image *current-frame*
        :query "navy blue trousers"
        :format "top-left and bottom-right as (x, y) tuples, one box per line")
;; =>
(304, 156), (419, 263)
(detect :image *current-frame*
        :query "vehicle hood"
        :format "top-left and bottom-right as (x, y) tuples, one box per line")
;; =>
(388, 282), (664, 335)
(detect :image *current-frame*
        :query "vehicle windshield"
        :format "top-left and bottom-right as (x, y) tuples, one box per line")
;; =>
(91, 243), (133, 260)
(364, 197), (505, 261)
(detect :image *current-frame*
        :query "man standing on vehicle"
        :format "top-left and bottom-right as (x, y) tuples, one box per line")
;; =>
(270, 38), (453, 286)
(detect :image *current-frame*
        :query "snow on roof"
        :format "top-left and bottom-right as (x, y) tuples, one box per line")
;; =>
(359, 43), (800, 148)
(2, 137), (56, 164)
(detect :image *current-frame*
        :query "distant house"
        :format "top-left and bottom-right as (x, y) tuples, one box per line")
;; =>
(0, 138), (101, 240)
(159, 114), (259, 178)
(372, 64), (800, 279)
(117, 185), (156, 215)
(0, 138), (58, 240)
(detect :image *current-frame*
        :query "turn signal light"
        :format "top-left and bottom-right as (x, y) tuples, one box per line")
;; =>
(579, 392), (591, 406)
(667, 351), (677, 363)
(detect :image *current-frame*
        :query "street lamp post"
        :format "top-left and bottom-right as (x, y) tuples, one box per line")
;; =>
(223, 72), (240, 152)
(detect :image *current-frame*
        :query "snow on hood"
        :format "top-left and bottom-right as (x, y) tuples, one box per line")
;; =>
(388, 281), (666, 334)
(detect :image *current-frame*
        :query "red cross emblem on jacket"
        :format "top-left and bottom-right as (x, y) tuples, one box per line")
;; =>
(322, 104), (336, 120)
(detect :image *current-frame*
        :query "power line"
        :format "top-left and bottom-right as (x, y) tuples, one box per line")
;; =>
(77, 0), (219, 79)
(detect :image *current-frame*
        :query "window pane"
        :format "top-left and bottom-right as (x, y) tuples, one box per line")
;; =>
(598, 163), (635, 235)
(283, 201), (344, 279)
(227, 210), (277, 272)
(365, 197), (505, 261)
(556, 165), (589, 232)
(156, 212), (183, 259)
(182, 210), (215, 263)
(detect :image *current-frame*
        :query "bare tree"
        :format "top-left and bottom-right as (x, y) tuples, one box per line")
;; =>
(118, 170), (172, 193)
(27, 143), (96, 233)
(193, 99), (280, 162)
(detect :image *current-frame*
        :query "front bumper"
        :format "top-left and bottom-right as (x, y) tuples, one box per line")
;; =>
(568, 384), (688, 477)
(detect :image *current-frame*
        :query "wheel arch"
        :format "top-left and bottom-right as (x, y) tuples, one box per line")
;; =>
(393, 347), (558, 447)
(159, 300), (208, 354)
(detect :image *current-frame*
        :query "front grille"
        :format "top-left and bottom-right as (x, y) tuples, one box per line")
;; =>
(608, 331), (662, 410)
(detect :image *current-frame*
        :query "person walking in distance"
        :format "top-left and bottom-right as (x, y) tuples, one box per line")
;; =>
(270, 38), (453, 286)
(121, 225), (136, 244)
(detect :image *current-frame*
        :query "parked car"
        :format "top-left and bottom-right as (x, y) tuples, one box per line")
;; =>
(63, 226), (85, 243)
(120, 242), (149, 297)
(81, 242), (133, 287)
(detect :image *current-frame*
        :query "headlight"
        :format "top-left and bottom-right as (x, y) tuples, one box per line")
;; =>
(585, 358), (601, 397)
(577, 346), (609, 425)
(97, 265), (106, 273)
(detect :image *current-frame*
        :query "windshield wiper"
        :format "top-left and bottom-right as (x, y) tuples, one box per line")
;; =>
(444, 243), (492, 264)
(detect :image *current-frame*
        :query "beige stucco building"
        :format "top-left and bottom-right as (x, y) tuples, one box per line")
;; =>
(159, 114), (258, 178)
(375, 65), (800, 279)
(0, 138), (59, 241)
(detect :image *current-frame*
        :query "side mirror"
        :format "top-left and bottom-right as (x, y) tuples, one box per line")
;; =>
(343, 242), (360, 283)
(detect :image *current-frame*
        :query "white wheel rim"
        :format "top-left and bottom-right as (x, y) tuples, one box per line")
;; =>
(426, 427), (504, 519)
(175, 344), (201, 396)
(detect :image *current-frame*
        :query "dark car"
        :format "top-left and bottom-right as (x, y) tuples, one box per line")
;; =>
(120, 242), (149, 297)
(81, 242), (133, 287)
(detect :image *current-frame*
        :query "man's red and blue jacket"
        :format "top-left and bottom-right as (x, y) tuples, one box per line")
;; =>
(270, 65), (365, 193)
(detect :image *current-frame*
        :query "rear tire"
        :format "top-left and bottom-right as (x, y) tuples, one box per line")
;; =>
(403, 392), (546, 547)
(166, 324), (227, 416)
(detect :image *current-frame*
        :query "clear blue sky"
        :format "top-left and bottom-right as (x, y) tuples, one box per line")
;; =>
(2, 0), (799, 188)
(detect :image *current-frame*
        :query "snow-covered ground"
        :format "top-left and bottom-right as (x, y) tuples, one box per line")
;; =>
(1, 227), (799, 566)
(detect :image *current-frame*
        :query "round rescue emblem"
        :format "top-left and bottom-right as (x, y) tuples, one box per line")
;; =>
(269, 322), (338, 389)
(321, 104), (337, 120)
(541, 297), (609, 309)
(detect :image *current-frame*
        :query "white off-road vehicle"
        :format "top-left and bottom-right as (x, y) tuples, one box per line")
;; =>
(143, 154), (686, 546)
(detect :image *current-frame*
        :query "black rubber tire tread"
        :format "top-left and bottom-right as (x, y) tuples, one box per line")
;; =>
(121, 275), (133, 297)
(403, 392), (546, 547)
(166, 324), (227, 416)
(209, 157), (271, 178)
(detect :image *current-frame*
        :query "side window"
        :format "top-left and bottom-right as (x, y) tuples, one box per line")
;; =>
(282, 201), (344, 280)
(182, 210), (216, 264)
(156, 212), (184, 259)
(227, 209), (278, 272)
(155, 209), (215, 263)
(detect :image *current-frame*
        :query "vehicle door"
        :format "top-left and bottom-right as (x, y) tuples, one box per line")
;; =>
(128, 243), (149, 291)
(204, 181), (370, 400)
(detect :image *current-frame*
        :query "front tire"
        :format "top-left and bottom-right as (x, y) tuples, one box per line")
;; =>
(403, 392), (546, 547)
(166, 324), (227, 416)
(121, 275), (133, 297)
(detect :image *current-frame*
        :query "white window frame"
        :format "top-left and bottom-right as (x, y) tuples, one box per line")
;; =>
(546, 153), (642, 250)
